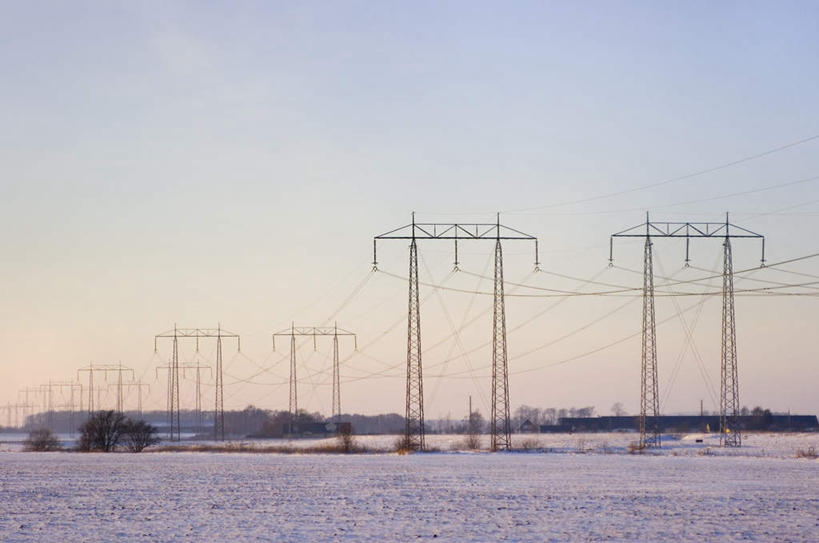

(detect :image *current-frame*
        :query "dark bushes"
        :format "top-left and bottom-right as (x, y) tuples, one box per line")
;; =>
(77, 410), (159, 452)
(23, 428), (61, 451)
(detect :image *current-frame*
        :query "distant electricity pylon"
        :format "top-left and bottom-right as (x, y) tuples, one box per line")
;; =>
(129, 381), (150, 418)
(18, 388), (39, 428)
(273, 324), (357, 431)
(105, 363), (135, 412)
(611, 213), (764, 448)
(155, 325), (240, 441)
(374, 213), (538, 451)
(185, 364), (212, 432)
(77, 363), (132, 415)
(40, 380), (82, 433)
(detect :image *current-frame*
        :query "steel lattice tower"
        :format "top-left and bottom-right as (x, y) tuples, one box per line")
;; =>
(272, 325), (357, 430)
(214, 327), (225, 440)
(405, 237), (425, 450)
(155, 326), (240, 442)
(332, 324), (341, 422)
(611, 213), (764, 450)
(640, 236), (661, 448)
(720, 235), (741, 447)
(289, 324), (298, 435)
(170, 329), (180, 441)
(374, 213), (538, 452)
(490, 237), (511, 451)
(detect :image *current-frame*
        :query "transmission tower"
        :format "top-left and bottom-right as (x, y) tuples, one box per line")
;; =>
(184, 364), (212, 432)
(103, 363), (135, 412)
(155, 325), (240, 441)
(77, 363), (125, 414)
(40, 381), (83, 434)
(273, 324), (357, 432)
(1, 403), (28, 429)
(611, 213), (764, 448)
(374, 213), (538, 451)
(18, 387), (40, 429)
(112, 380), (150, 418)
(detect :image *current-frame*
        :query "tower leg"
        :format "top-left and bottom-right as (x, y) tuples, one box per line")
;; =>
(171, 330), (180, 441)
(332, 329), (341, 422)
(640, 238), (661, 448)
(491, 239), (511, 451)
(289, 329), (298, 436)
(215, 331), (225, 440)
(720, 238), (741, 447)
(405, 239), (425, 450)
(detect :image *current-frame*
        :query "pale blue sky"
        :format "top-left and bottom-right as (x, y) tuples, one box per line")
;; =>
(1, 2), (818, 419)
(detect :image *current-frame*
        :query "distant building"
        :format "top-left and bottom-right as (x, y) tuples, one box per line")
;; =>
(518, 419), (539, 433)
(539, 414), (818, 433)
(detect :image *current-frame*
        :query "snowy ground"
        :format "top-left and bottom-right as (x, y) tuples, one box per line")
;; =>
(1, 437), (817, 542)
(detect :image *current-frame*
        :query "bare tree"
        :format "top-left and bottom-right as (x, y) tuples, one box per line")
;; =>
(121, 419), (160, 453)
(78, 410), (127, 452)
(576, 406), (595, 417)
(611, 402), (627, 416)
(463, 409), (484, 449)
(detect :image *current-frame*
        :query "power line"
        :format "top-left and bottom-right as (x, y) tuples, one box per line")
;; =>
(504, 133), (819, 213)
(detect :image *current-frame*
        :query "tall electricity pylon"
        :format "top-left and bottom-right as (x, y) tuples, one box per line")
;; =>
(374, 213), (538, 451)
(611, 213), (764, 448)
(273, 324), (357, 431)
(155, 325), (240, 441)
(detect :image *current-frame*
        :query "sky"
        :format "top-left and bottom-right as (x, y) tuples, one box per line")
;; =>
(1, 1), (818, 423)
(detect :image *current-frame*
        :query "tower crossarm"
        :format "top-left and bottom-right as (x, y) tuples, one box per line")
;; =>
(610, 215), (765, 265)
(272, 325), (357, 350)
(373, 213), (539, 270)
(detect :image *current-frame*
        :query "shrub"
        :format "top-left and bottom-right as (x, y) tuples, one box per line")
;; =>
(336, 425), (358, 454)
(463, 432), (482, 450)
(517, 438), (540, 451)
(122, 419), (160, 453)
(23, 428), (61, 452)
(796, 447), (817, 459)
(393, 434), (417, 454)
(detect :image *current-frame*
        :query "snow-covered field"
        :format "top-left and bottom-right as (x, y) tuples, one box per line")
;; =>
(1, 435), (817, 542)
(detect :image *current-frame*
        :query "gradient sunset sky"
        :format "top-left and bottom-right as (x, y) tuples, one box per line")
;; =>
(2, 1), (818, 420)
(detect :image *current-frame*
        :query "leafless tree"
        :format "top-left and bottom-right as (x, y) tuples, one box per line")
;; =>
(611, 402), (627, 416)
(121, 419), (160, 452)
(77, 410), (127, 452)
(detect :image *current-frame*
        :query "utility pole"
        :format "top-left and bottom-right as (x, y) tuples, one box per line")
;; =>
(374, 213), (538, 451)
(273, 324), (357, 431)
(155, 325), (240, 441)
(611, 213), (764, 448)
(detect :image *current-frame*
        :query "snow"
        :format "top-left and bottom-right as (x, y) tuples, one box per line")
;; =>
(1, 436), (817, 542)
